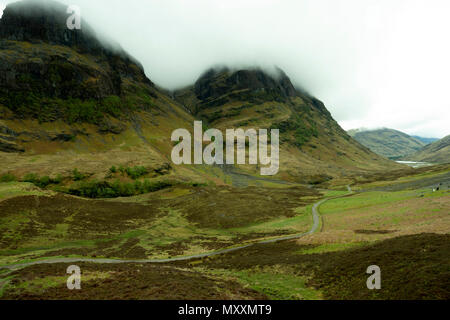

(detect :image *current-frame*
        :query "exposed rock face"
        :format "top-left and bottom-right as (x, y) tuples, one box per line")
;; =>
(194, 68), (297, 102)
(0, 0), (155, 121)
(175, 67), (332, 117)
(0, 1), (196, 155)
(0, 0), (102, 52)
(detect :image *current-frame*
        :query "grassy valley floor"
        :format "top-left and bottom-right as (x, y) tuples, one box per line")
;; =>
(0, 165), (449, 300)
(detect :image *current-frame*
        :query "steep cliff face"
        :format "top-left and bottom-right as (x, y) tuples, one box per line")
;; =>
(176, 67), (331, 116)
(0, 0), (156, 123)
(193, 68), (297, 105)
(0, 0), (193, 155)
(0, 0), (101, 52)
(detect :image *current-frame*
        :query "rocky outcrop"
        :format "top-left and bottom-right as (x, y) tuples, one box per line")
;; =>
(175, 67), (333, 117)
(0, 0), (155, 122)
(192, 68), (298, 109)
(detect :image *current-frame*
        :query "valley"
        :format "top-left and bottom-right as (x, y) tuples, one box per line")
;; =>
(0, 163), (449, 300)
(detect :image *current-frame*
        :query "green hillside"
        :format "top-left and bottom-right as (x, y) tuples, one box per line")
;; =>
(404, 135), (450, 163)
(347, 128), (426, 160)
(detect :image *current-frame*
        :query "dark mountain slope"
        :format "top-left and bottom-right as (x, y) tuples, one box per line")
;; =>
(0, 0), (157, 121)
(0, 0), (193, 156)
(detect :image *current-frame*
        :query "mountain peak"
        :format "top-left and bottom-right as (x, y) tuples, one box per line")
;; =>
(193, 67), (298, 105)
(0, 0), (158, 124)
(1, 1), (93, 50)
(0, 0), (131, 60)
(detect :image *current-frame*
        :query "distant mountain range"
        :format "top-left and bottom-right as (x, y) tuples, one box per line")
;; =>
(347, 128), (428, 160)
(403, 135), (450, 164)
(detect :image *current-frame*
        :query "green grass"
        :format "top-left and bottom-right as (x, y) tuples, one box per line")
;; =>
(0, 182), (49, 200)
(322, 188), (448, 215)
(1, 271), (112, 297)
(296, 242), (367, 255)
(205, 269), (321, 300)
(0, 203), (315, 265)
(138, 208), (311, 254)
(0, 173), (17, 182)
(226, 204), (313, 235)
(321, 191), (413, 214)
(0, 275), (15, 298)
(321, 190), (349, 198)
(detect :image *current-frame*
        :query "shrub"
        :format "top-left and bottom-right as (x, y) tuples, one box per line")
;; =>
(0, 173), (17, 182)
(190, 182), (208, 187)
(37, 176), (52, 188)
(125, 166), (148, 180)
(72, 168), (85, 181)
(23, 173), (39, 183)
(67, 179), (174, 199)
(22, 173), (61, 188)
(69, 181), (113, 198)
(53, 174), (63, 184)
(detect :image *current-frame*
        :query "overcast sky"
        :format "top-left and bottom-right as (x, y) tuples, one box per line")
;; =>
(1, 0), (449, 138)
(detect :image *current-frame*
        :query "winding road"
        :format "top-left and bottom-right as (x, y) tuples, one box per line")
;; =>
(0, 186), (353, 271)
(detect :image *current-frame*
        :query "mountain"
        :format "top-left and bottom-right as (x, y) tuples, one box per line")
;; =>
(0, 0), (403, 186)
(403, 135), (450, 163)
(0, 0), (193, 157)
(174, 67), (402, 181)
(347, 128), (426, 160)
(411, 136), (439, 145)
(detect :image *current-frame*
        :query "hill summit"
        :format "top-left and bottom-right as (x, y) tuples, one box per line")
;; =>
(404, 135), (450, 164)
(0, 0), (157, 124)
(0, 0), (193, 156)
(347, 128), (426, 160)
(175, 67), (329, 115)
(0, 0), (123, 56)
